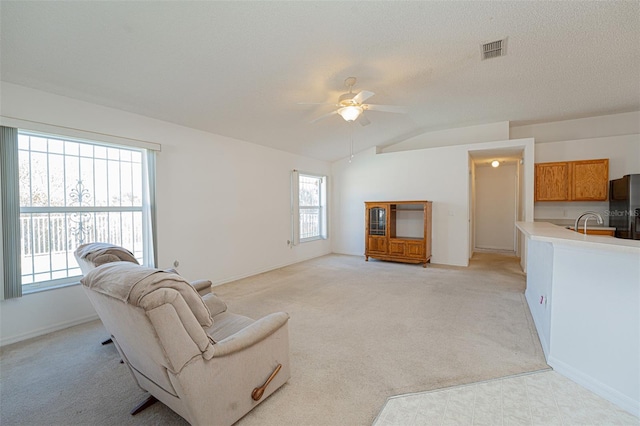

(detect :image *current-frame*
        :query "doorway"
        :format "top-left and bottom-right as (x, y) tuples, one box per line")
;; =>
(475, 162), (517, 252)
(469, 149), (524, 257)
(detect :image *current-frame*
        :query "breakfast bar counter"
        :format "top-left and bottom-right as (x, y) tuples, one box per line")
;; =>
(517, 221), (640, 253)
(516, 221), (639, 417)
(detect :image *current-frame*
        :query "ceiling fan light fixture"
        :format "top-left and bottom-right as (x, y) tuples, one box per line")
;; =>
(338, 106), (363, 122)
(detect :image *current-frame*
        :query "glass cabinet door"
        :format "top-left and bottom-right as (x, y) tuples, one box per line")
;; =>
(369, 207), (386, 236)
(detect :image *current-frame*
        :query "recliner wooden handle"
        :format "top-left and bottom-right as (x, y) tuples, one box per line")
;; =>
(251, 364), (282, 401)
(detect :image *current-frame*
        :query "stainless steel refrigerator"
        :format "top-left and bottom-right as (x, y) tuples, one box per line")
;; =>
(609, 174), (640, 240)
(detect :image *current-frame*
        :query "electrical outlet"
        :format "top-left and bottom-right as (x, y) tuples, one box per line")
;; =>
(539, 295), (548, 309)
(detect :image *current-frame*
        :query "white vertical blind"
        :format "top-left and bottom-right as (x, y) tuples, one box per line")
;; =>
(144, 150), (157, 267)
(1, 126), (22, 299)
(291, 170), (300, 246)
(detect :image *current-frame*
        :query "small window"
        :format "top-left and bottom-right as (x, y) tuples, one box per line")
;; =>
(299, 174), (325, 242)
(296, 173), (327, 242)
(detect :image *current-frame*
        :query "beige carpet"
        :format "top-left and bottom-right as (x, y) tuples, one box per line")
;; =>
(0, 253), (548, 426)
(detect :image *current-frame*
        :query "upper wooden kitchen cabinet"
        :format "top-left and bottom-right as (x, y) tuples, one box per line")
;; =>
(535, 162), (570, 201)
(535, 159), (608, 202)
(571, 159), (609, 201)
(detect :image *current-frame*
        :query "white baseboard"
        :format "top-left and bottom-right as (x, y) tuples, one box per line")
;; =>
(0, 313), (99, 347)
(549, 356), (639, 417)
(473, 247), (517, 254)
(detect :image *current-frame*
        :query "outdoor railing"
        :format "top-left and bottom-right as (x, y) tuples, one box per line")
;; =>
(300, 208), (320, 240)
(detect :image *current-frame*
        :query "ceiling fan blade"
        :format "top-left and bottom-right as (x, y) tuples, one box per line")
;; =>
(309, 110), (338, 124)
(298, 102), (339, 106)
(364, 104), (408, 113)
(352, 90), (375, 104)
(358, 114), (371, 126)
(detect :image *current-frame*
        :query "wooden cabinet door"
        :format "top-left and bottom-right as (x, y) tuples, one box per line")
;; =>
(367, 236), (387, 254)
(535, 162), (570, 201)
(405, 241), (425, 258)
(572, 159), (608, 201)
(388, 240), (405, 256)
(367, 206), (387, 237)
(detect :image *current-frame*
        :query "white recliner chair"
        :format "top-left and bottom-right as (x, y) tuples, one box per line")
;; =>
(75, 243), (291, 426)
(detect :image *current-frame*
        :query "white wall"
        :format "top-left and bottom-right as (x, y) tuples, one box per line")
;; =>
(517, 160), (525, 259)
(469, 158), (476, 258)
(524, 236), (640, 416)
(0, 82), (331, 346)
(510, 111), (640, 143)
(550, 244), (639, 416)
(0, 285), (99, 346)
(475, 163), (517, 251)
(524, 239), (554, 357)
(154, 127), (331, 284)
(331, 138), (534, 267)
(383, 121), (509, 153)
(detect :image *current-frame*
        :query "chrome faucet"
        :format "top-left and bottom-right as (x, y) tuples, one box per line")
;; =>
(574, 211), (604, 234)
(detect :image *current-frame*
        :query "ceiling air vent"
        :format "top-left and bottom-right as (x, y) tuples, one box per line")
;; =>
(481, 38), (507, 60)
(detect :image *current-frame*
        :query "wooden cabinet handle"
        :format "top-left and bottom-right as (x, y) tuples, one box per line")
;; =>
(251, 364), (282, 401)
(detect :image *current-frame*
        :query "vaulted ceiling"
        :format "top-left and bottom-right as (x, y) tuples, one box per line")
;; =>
(1, 1), (639, 162)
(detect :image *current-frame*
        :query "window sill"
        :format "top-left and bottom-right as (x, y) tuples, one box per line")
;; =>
(300, 236), (328, 243)
(22, 280), (82, 295)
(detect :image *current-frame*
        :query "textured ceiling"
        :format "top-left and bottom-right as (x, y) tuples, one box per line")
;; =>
(1, 1), (639, 162)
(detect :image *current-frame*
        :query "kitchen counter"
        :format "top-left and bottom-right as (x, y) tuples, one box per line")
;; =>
(516, 221), (639, 416)
(516, 221), (640, 253)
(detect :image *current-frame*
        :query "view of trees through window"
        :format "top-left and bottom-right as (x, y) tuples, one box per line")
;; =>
(18, 132), (146, 287)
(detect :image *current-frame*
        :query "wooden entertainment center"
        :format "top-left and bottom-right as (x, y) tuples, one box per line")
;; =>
(364, 201), (432, 267)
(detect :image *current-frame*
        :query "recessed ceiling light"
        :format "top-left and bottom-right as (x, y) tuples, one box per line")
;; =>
(491, 160), (500, 168)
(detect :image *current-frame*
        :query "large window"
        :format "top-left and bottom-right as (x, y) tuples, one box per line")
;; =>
(17, 131), (152, 291)
(297, 173), (327, 242)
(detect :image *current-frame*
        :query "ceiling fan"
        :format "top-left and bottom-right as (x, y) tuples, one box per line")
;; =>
(301, 77), (407, 126)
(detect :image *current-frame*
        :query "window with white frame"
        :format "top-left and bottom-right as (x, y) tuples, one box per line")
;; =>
(297, 173), (327, 242)
(17, 131), (152, 291)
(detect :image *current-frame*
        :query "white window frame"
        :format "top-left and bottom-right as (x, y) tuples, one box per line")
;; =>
(291, 170), (327, 245)
(17, 130), (153, 293)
